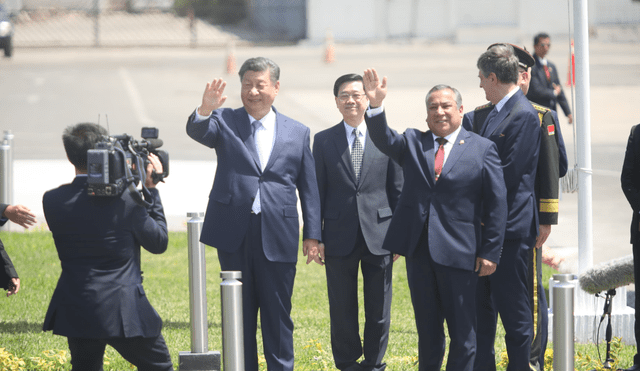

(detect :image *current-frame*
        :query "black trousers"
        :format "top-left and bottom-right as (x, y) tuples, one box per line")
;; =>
(324, 225), (392, 371)
(217, 213), (297, 371)
(528, 245), (549, 371)
(475, 238), (533, 371)
(634, 236), (640, 365)
(67, 334), (173, 371)
(408, 227), (479, 371)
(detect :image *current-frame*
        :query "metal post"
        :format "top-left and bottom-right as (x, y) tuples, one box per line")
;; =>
(574, 0), (593, 274)
(0, 131), (14, 230)
(179, 212), (221, 371)
(221, 271), (244, 371)
(553, 274), (575, 371)
(549, 273), (577, 310)
(187, 212), (208, 353)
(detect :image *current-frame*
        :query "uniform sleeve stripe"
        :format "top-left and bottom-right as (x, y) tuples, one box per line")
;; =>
(540, 199), (559, 213)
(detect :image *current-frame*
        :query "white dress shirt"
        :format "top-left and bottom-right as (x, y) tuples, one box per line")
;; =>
(495, 86), (520, 113)
(195, 106), (276, 214)
(432, 125), (462, 167)
(344, 120), (367, 154)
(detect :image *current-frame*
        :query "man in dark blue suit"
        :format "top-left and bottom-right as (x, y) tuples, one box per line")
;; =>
(468, 43), (568, 179)
(313, 73), (403, 371)
(463, 44), (541, 371)
(1, 203), (37, 296)
(527, 33), (573, 125)
(621, 123), (640, 371)
(465, 44), (565, 370)
(186, 57), (322, 371)
(42, 123), (173, 371)
(514, 44), (561, 371)
(362, 68), (508, 371)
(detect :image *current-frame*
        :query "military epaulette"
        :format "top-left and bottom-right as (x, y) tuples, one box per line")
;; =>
(474, 103), (493, 112)
(530, 101), (557, 134)
(530, 102), (551, 114)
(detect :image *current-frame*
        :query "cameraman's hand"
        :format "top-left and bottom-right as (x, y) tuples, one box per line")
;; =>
(145, 153), (163, 189)
(3, 204), (36, 229)
(7, 278), (20, 296)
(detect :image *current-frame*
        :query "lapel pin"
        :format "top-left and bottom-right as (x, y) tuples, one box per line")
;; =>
(459, 140), (464, 145)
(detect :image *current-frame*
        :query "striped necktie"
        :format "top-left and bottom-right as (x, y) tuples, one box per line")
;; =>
(352, 128), (363, 183)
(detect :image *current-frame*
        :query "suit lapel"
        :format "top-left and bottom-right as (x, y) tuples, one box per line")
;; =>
(535, 57), (553, 89)
(440, 129), (470, 179)
(487, 107), (510, 136)
(236, 108), (261, 170)
(331, 123), (356, 184)
(483, 89), (520, 136)
(263, 109), (285, 173)
(534, 55), (546, 82)
(359, 133), (376, 187)
(421, 131), (436, 184)
(472, 105), (493, 135)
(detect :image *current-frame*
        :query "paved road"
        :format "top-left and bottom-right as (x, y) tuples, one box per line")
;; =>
(1, 38), (639, 269)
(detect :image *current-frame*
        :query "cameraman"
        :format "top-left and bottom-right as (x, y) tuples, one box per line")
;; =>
(42, 123), (173, 371)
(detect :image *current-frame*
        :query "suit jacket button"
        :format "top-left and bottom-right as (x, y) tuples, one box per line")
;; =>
(356, 192), (360, 196)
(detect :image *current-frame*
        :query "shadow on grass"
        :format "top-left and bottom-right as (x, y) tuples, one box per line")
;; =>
(0, 321), (222, 333)
(0, 321), (43, 333)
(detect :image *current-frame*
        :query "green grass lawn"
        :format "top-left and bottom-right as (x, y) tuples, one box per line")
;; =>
(0, 231), (636, 370)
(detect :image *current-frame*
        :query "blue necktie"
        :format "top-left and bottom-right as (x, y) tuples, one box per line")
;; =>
(252, 120), (262, 214)
(252, 120), (263, 168)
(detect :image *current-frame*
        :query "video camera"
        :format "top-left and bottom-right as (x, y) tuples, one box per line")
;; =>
(87, 127), (169, 204)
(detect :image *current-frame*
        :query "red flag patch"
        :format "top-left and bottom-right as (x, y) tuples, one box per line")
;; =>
(547, 124), (555, 135)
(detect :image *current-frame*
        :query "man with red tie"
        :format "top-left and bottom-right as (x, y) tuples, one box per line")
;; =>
(363, 69), (508, 370)
(526, 33), (573, 124)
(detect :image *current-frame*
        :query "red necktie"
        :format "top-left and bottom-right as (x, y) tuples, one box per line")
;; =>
(435, 137), (447, 181)
(543, 65), (551, 81)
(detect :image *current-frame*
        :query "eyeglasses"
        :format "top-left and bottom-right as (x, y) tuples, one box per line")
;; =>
(539, 43), (551, 47)
(338, 93), (366, 102)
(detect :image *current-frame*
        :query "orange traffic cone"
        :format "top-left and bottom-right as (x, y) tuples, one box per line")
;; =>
(226, 41), (237, 75)
(324, 29), (335, 64)
(566, 39), (575, 87)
